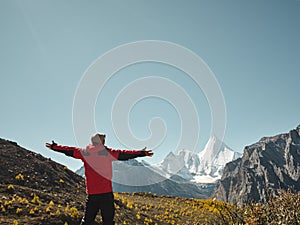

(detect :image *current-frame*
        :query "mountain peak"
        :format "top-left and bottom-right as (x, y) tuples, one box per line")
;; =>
(156, 137), (241, 183)
(200, 136), (226, 156)
(199, 136), (236, 161)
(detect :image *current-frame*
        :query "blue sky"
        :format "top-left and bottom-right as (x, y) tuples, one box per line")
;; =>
(1, 0), (299, 171)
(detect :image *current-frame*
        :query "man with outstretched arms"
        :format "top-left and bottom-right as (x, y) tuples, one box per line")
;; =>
(46, 133), (153, 225)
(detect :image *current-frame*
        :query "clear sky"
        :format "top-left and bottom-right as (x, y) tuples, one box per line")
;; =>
(1, 0), (299, 172)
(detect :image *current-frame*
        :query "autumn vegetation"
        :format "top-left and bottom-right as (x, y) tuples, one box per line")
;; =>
(1, 174), (299, 225)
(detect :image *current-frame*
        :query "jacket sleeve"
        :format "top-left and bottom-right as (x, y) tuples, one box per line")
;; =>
(108, 148), (146, 161)
(51, 144), (82, 159)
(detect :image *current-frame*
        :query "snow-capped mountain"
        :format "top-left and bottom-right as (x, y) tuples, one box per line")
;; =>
(153, 136), (242, 183)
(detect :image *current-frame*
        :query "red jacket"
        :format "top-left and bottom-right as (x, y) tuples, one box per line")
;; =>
(51, 144), (146, 194)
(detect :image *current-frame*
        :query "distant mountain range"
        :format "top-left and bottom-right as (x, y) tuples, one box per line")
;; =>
(77, 136), (241, 198)
(152, 136), (241, 183)
(213, 125), (300, 205)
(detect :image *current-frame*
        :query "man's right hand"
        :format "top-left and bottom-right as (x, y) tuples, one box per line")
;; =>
(45, 140), (57, 149)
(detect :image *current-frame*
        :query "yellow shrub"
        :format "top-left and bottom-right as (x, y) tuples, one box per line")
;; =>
(31, 194), (41, 205)
(46, 206), (51, 213)
(16, 207), (22, 214)
(49, 200), (54, 207)
(64, 204), (69, 214)
(16, 196), (29, 205)
(15, 173), (24, 180)
(55, 209), (60, 215)
(69, 207), (79, 218)
(7, 184), (14, 190)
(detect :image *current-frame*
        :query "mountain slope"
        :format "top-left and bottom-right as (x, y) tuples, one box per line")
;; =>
(0, 138), (86, 201)
(213, 125), (300, 205)
(112, 159), (215, 199)
(0, 138), (87, 225)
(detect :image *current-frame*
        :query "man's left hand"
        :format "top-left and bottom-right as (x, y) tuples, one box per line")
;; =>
(142, 147), (154, 157)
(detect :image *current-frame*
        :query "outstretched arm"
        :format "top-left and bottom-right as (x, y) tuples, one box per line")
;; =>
(45, 141), (82, 159)
(117, 147), (153, 161)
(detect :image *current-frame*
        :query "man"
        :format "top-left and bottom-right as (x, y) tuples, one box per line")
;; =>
(46, 133), (153, 225)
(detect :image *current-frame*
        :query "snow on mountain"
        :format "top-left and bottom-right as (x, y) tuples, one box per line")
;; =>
(154, 136), (242, 183)
(154, 150), (199, 178)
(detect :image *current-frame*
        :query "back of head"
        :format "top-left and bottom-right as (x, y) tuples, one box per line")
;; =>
(91, 133), (105, 145)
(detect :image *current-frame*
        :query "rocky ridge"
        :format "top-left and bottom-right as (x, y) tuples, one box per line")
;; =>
(213, 125), (300, 205)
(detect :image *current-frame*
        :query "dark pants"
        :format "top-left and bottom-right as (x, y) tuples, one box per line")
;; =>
(80, 192), (115, 225)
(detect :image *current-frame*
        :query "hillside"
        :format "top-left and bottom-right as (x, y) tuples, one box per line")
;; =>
(0, 138), (87, 224)
(0, 138), (85, 198)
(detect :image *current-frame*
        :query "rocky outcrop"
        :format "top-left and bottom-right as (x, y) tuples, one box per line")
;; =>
(213, 125), (300, 205)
